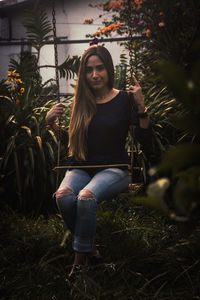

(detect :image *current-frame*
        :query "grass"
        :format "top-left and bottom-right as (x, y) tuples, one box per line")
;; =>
(0, 191), (200, 300)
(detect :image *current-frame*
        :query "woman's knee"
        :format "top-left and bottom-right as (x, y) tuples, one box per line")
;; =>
(56, 187), (73, 199)
(77, 189), (97, 214)
(78, 189), (95, 199)
(56, 187), (75, 209)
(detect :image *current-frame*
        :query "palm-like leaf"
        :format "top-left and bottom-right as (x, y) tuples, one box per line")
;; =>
(58, 55), (81, 79)
(22, 0), (52, 52)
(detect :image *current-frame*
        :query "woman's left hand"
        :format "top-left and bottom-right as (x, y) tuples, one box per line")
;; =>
(128, 75), (146, 113)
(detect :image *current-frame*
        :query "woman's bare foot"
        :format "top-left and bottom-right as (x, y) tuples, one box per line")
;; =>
(68, 264), (84, 279)
(87, 246), (102, 265)
(68, 252), (86, 278)
(88, 248), (102, 258)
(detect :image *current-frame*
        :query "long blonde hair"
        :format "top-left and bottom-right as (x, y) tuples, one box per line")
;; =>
(68, 45), (114, 161)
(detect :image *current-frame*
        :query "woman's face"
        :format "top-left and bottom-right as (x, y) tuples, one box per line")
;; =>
(85, 55), (109, 92)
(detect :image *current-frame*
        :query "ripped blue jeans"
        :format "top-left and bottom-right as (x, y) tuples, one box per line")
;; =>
(56, 168), (130, 253)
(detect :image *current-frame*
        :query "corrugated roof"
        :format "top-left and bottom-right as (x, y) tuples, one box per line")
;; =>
(0, 0), (27, 6)
(0, 0), (32, 10)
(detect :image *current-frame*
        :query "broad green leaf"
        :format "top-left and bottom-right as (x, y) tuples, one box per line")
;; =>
(0, 95), (13, 103)
(130, 196), (169, 214)
(28, 147), (35, 171)
(174, 177), (200, 215)
(2, 136), (15, 169)
(21, 126), (32, 137)
(6, 115), (15, 125)
(35, 135), (42, 150)
(147, 177), (170, 200)
(31, 116), (40, 136)
(24, 85), (32, 105)
(156, 61), (191, 106)
(158, 144), (200, 172)
(45, 142), (55, 162)
(47, 129), (58, 145)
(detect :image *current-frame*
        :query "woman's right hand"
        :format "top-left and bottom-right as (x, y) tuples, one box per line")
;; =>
(45, 103), (66, 125)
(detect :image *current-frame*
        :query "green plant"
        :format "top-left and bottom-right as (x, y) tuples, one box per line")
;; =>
(0, 2), (80, 214)
(1, 199), (200, 299)
(0, 72), (58, 214)
(22, 0), (81, 78)
(22, 0), (53, 62)
(132, 58), (200, 231)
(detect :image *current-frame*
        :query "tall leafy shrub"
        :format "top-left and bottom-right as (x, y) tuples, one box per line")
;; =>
(0, 1), (80, 214)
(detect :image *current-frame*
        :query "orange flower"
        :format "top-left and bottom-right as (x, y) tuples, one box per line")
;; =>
(146, 29), (151, 37)
(135, 0), (143, 4)
(102, 1), (123, 12)
(16, 78), (23, 84)
(8, 70), (16, 76)
(92, 22), (123, 37)
(83, 18), (94, 24)
(158, 22), (165, 27)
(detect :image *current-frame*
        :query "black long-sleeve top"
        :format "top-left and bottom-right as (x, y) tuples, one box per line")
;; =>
(62, 90), (154, 176)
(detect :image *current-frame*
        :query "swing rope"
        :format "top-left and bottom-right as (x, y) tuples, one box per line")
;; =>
(51, 0), (142, 190)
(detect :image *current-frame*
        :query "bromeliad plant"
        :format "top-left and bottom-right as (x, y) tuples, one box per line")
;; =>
(0, 68), (59, 214)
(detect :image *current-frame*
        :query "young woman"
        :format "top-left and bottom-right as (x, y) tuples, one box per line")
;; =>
(45, 44), (152, 277)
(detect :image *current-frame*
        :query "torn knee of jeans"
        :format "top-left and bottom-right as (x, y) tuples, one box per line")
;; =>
(56, 187), (73, 199)
(78, 189), (95, 200)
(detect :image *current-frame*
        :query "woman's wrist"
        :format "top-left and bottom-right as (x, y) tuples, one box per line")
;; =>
(136, 102), (146, 112)
(46, 115), (56, 126)
(137, 106), (148, 118)
(46, 120), (57, 129)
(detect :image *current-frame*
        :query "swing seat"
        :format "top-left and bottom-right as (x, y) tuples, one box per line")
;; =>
(53, 147), (145, 193)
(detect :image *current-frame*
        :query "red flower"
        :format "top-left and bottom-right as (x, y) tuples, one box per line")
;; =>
(146, 29), (151, 37)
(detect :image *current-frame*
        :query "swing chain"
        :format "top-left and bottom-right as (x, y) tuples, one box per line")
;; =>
(127, 0), (138, 113)
(52, 0), (61, 188)
(127, 0), (142, 187)
(52, 0), (60, 103)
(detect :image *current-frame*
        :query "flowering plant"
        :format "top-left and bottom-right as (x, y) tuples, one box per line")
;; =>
(6, 70), (24, 106)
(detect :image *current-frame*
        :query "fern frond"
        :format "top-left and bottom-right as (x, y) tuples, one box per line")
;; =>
(57, 55), (81, 79)
(22, 0), (52, 51)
